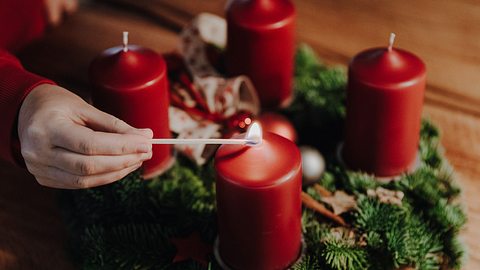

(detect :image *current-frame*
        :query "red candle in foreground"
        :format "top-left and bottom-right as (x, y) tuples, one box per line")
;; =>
(258, 112), (297, 142)
(215, 125), (302, 270)
(343, 34), (426, 176)
(226, 0), (295, 108)
(90, 33), (173, 179)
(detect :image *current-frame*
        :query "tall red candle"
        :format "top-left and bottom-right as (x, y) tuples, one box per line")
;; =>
(226, 0), (295, 108)
(343, 35), (426, 176)
(215, 126), (302, 270)
(89, 33), (173, 179)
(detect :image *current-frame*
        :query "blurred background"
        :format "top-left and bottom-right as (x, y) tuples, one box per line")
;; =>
(1, 0), (479, 269)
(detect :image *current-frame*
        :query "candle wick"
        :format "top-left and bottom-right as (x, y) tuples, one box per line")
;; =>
(388, 32), (396, 52)
(123, 31), (129, 52)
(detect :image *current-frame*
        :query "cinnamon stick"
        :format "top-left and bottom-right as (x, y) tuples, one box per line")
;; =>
(314, 184), (333, 197)
(301, 192), (346, 226)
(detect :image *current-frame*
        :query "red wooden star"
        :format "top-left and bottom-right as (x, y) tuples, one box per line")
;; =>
(170, 232), (213, 266)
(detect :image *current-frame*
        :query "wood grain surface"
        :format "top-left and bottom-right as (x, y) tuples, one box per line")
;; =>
(1, 0), (479, 269)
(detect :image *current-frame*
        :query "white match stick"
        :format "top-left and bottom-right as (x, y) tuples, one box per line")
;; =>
(151, 138), (256, 145)
(388, 32), (396, 52)
(151, 122), (263, 146)
(123, 31), (129, 52)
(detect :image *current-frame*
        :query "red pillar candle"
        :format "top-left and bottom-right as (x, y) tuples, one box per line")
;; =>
(258, 112), (297, 142)
(226, 0), (295, 109)
(215, 123), (302, 270)
(89, 32), (173, 179)
(343, 34), (426, 176)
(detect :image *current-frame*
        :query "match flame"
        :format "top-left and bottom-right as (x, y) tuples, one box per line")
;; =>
(245, 122), (263, 146)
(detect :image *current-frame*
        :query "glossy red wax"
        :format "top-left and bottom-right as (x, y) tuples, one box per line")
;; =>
(343, 47), (426, 176)
(90, 45), (173, 179)
(226, 0), (295, 109)
(258, 112), (297, 142)
(215, 132), (302, 270)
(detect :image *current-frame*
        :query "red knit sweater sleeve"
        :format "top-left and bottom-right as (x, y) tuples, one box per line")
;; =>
(0, 0), (55, 165)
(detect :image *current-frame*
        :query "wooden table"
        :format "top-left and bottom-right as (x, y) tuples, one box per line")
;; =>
(1, 0), (479, 269)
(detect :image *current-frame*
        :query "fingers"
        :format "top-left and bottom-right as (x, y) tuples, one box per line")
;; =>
(33, 163), (142, 189)
(48, 147), (152, 175)
(44, 0), (62, 26)
(63, 0), (78, 14)
(80, 105), (153, 138)
(18, 83), (152, 190)
(51, 123), (152, 156)
(44, 0), (78, 26)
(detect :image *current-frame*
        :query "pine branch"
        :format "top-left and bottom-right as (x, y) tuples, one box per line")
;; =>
(80, 224), (175, 270)
(320, 234), (369, 270)
(343, 171), (379, 194)
(443, 234), (466, 270)
(429, 199), (466, 233)
(291, 256), (322, 270)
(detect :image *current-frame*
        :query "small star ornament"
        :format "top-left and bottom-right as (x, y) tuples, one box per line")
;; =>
(320, 190), (357, 215)
(367, 187), (404, 206)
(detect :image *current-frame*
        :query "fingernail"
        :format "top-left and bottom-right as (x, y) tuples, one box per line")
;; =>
(138, 128), (153, 138)
(138, 143), (152, 153)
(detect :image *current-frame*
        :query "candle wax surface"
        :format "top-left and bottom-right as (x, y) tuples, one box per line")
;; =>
(350, 47), (426, 87)
(215, 132), (301, 188)
(90, 45), (166, 90)
(227, 0), (295, 30)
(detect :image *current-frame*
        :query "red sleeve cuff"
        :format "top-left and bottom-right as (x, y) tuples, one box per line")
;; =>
(0, 57), (55, 166)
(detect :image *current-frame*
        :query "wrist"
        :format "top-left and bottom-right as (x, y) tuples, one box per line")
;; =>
(17, 83), (57, 142)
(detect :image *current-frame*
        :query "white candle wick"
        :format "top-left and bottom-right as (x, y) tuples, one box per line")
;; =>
(123, 31), (129, 52)
(388, 32), (396, 52)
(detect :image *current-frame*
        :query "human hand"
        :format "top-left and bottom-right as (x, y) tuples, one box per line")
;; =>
(43, 0), (78, 26)
(18, 84), (153, 189)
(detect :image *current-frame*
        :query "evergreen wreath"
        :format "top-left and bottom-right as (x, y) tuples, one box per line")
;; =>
(60, 45), (466, 270)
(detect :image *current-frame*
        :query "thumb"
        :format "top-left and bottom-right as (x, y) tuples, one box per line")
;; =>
(80, 105), (153, 138)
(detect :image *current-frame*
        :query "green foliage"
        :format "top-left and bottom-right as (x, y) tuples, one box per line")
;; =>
(318, 171), (337, 192)
(419, 119), (442, 168)
(292, 44), (346, 119)
(342, 171), (380, 194)
(354, 197), (444, 270)
(80, 224), (175, 270)
(149, 161), (215, 215)
(291, 256), (321, 270)
(321, 237), (369, 270)
(285, 44), (346, 151)
(443, 234), (466, 270)
(393, 166), (461, 206)
(60, 160), (217, 269)
(60, 45), (466, 270)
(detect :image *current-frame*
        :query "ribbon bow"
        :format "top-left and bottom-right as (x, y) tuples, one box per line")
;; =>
(167, 13), (260, 165)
